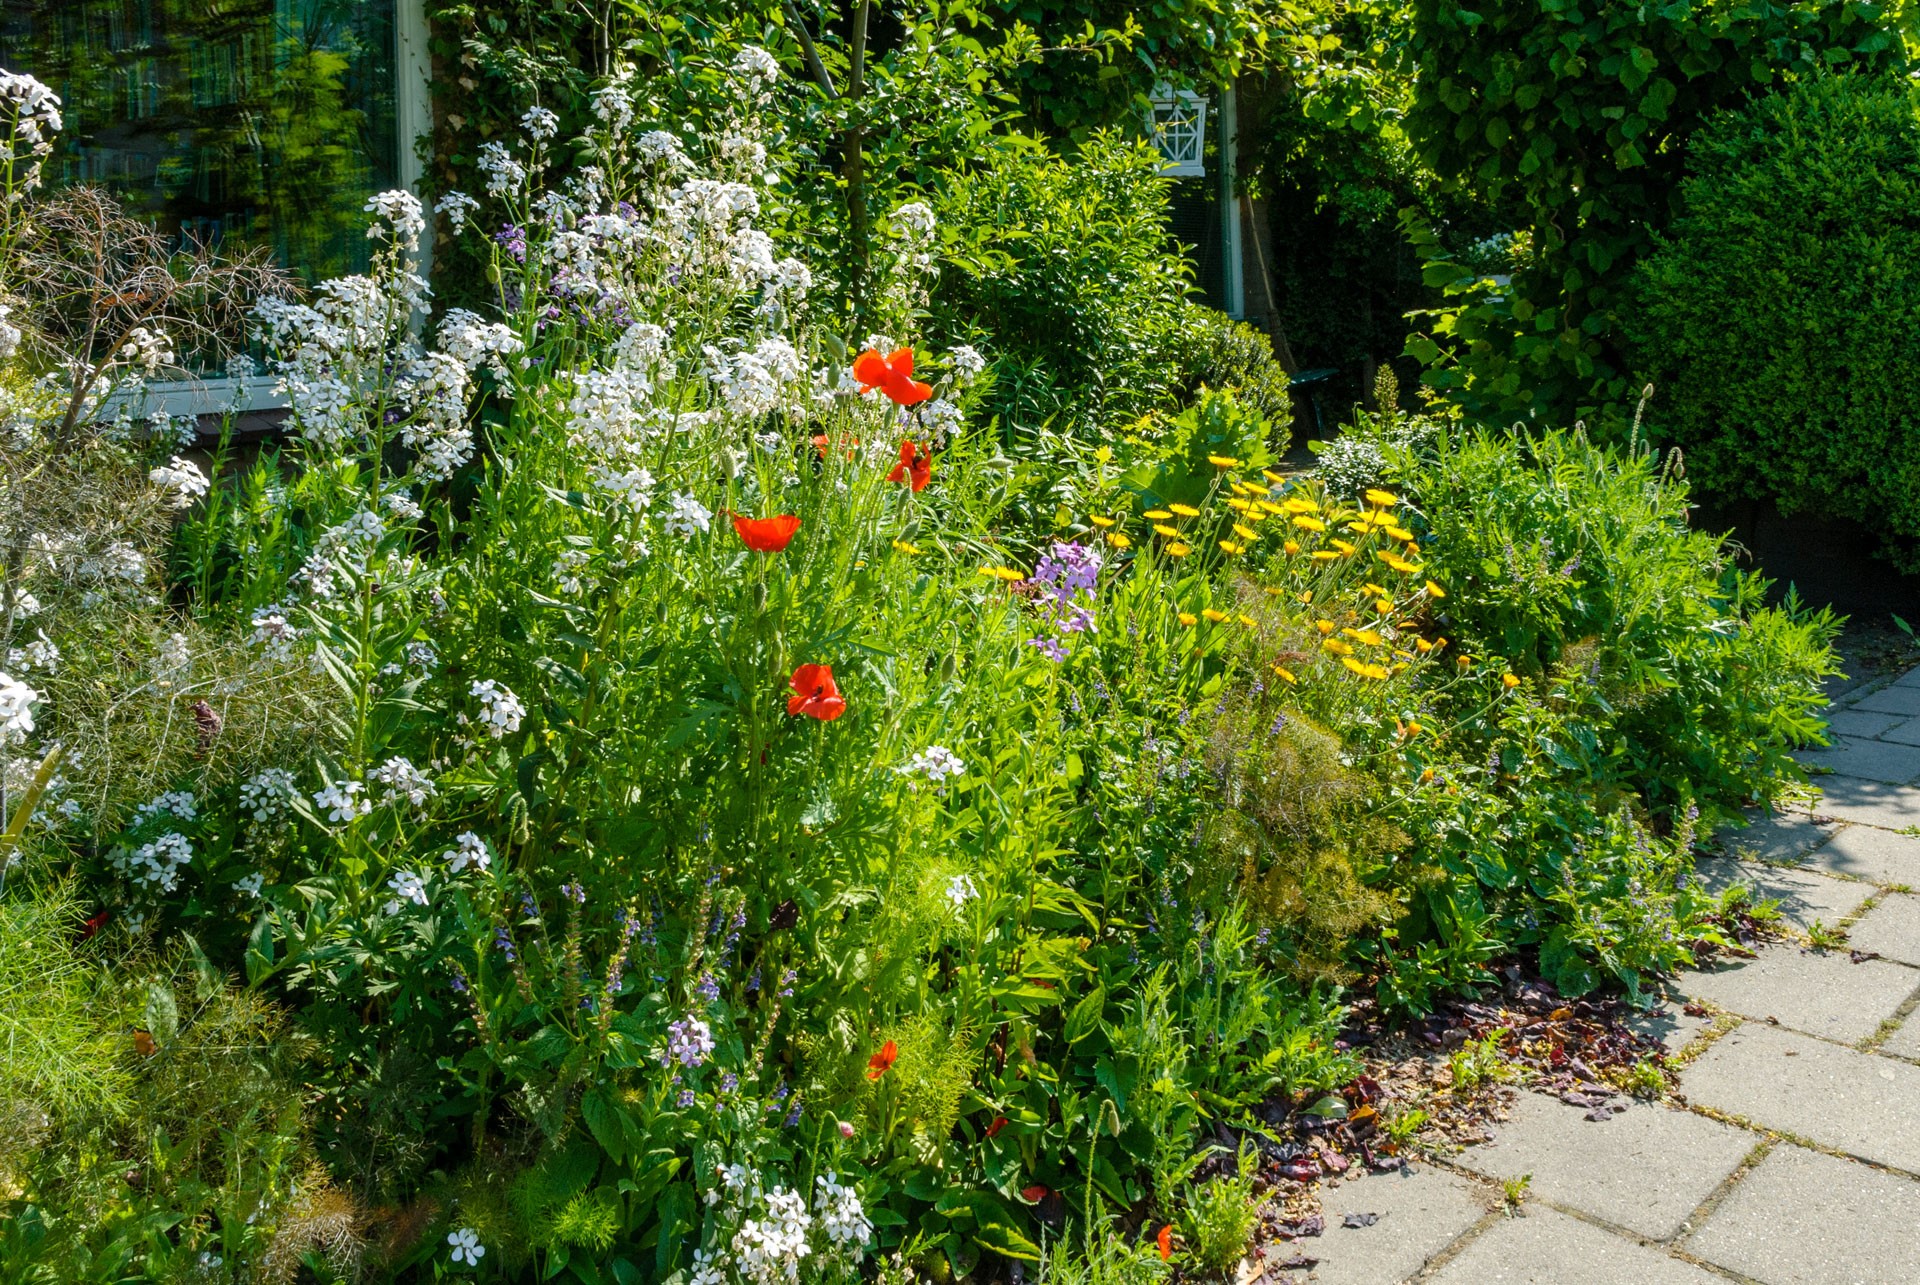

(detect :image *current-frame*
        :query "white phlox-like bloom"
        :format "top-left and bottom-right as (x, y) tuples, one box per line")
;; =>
(0, 670), (37, 744)
(364, 190), (426, 250)
(149, 455), (209, 509)
(470, 679), (526, 738)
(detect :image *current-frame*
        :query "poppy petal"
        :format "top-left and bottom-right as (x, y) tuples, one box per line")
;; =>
(887, 347), (915, 377)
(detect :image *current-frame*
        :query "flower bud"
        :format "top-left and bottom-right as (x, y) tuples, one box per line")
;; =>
(753, 581), (768, 613)
(486, 262), (501, 285)
(837, 1119), (855, 1138)
(939, 652), (958, 682)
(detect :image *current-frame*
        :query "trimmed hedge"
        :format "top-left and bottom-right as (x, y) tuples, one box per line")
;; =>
(1627, 73), (1920, 567)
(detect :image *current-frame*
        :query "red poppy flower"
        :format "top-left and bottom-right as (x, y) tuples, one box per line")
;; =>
(852, 347), (933, 407)
(866, 1039), (898, 1079)
(732, 513), (801, 553)
(786, 663), (847, 721)
(985, 1115), (1009, 1139)
(81, 910), (109, 939)
(1020, 1184), (1049, 1203)
(886, 440), (932, 492)
(1156, 1224), (1173, 1261)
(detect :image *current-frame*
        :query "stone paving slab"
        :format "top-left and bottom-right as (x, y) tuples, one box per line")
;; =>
(1795, 736), (1920, 784)
(1846, 893), (1920, 966)
(1264, 1165), (1486, 1284)
(1795, 819), (1920, 886)
(1825, 708), (1907, 740)
(1675, 948), (1917, 1043)
(1454, 1091), (1753, 1240)
(1682, 1144), (1920, 1285)
(1878, 716), (1920, 747)
(1813, 777), (1920, 831)
(1628, 999), (1713, 1054)
(1845, 685), (1920, 717)
(1878, 1014), (1920, 1061)
(1716, 812), (1839, 864)
(1426, 1207), (1723, 1284)
(1690, 860), (1874, 934)
(1681, 1023), (1920, 1173)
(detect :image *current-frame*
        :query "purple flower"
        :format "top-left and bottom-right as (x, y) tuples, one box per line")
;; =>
(662, 1016), (715, 1068)
(493, 926), (517, 961)
(496, 223), (527, 263)
(778, 968), (796, 998)
(1028, 635), (1067, 663)
(720, 1071), (739, 1094)
(696, 972), (721, 1005)
(677, 1089), (697, 1108)
(562, 880), (586, 905)
(784, 1097), (804, 1128)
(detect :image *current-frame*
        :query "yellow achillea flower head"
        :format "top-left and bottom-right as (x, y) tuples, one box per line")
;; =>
(1322, 637), (1354, 656)
(1225, 497), (1252, 512)
(1315, 619), (1336, 634)
(1283, 540), (1301, 554)
(1503, 672), (1521, 689)
(979, 566), (1024, 582)
(1208, 455), (1240, 469)
(1202, 608), (1229, 623)
(1178, 612), (1198, 626)
(1282, 497), (1319, 515)
(1166, 542), (1191, 558)
(1237, 614), (1258, 628)
(1414, 638), (1434, 653)
(1262, 469), (1284, 485)
(1153, 524), (1180, 538)
(1169, 503), (1201, 518)
(1385, 524), (1415, 541)
(1293, 515), (1327, 532)
(1218, 540), (1243, 555)
(1273, 665), (1298, 685)
(1143, 508), (1173, 520)
(1343, 627), (1384, 647)
(1311, 551), (1339, 562)
(893, 539), (921, 555)
(1233, 523), (1257, 541)
(1089, 515), (1115, 528)
(1331, 539), (1355, 555)
(1426, 579), (1446, 598)
(1107, 532), (1132, 549)
(1364, 488), (1399, 508)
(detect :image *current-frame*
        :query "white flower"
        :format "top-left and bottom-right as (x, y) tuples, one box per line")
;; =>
(814, 1172), (874, 1252)
(521, 105), (560, 143)
(611, 322), (667, 371)
(121, 832), (193, 892)
(10, 589), (40, 618)
(636, 130), (690, 168)
(240, 768), (296, 823)
(447, 1227), (485, 1267)
(248, 605), (303, 662)
(565, 368), (649, 458)
(688, 1248), (726, 1285)
(945, 874), (978, 912)
(899, 745), (966, 785)
(6, 669), (45, 746)
(232, 872), (265, 897)
(435, 190), (479, 233)
(371, 756), (436, 810)
(662, 492), (711, 539)
(313, 780), (371, 825)
(135, 790), (197, 824)
(149, 455), (209, 509)
(477, 140), (526, 197)
(470, 679), (526, 738)
(772, 257), (812, 299)
(911, 397), (963, 447)
(444, 831), (491, 874)
(119, 325), (175, 374)
(591, 81), (635, 131)
(734, 46), (779, 88)
(0, 304), (21, 361)
(438, 309), (523, 380)
(364, 190), (426, 250)
(6, 631), (56, 674)
(385, 868), (428, 912)
(948, 345), (986, 381)
(891, 201), (936, 242)
(732, 1187), (813, 1285)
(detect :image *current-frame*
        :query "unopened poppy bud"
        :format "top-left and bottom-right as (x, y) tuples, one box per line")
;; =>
(940, 652), (957, 682)
(754, 581), (768, 612)
(486, 262), (501, 285)
(720, 449), (740, 481)
(901, 519), (921, 543)
(837, 1119), (855, 1138)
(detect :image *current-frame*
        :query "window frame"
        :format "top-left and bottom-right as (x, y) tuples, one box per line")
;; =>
(148, 0), (432, 425)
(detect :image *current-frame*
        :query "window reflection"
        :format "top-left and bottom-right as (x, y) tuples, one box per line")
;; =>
(0, 0), (399, 287)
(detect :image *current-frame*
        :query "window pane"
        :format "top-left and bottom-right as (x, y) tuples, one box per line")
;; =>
(0, 0), (398, 287)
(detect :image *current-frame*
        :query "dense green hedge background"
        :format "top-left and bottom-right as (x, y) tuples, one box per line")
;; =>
(1627, 73), (1920, 569)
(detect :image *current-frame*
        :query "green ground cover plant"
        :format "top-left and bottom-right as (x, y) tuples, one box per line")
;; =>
(0, 46), (1837, 1285)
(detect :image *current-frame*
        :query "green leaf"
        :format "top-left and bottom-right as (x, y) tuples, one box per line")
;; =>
(1064, 985), (1106, 1043)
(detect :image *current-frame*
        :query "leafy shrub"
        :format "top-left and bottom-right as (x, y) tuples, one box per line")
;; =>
(1627, 72), (1920, 567)
(932, 132), (1287, 441)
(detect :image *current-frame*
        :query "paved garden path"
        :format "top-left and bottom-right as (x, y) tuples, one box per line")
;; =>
(1263, 665), (1920, 1284)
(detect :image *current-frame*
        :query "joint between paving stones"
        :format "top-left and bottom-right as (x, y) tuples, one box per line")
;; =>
(1858, 976), (1920, 1054)
(1680, 1101), (1920, 1186)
